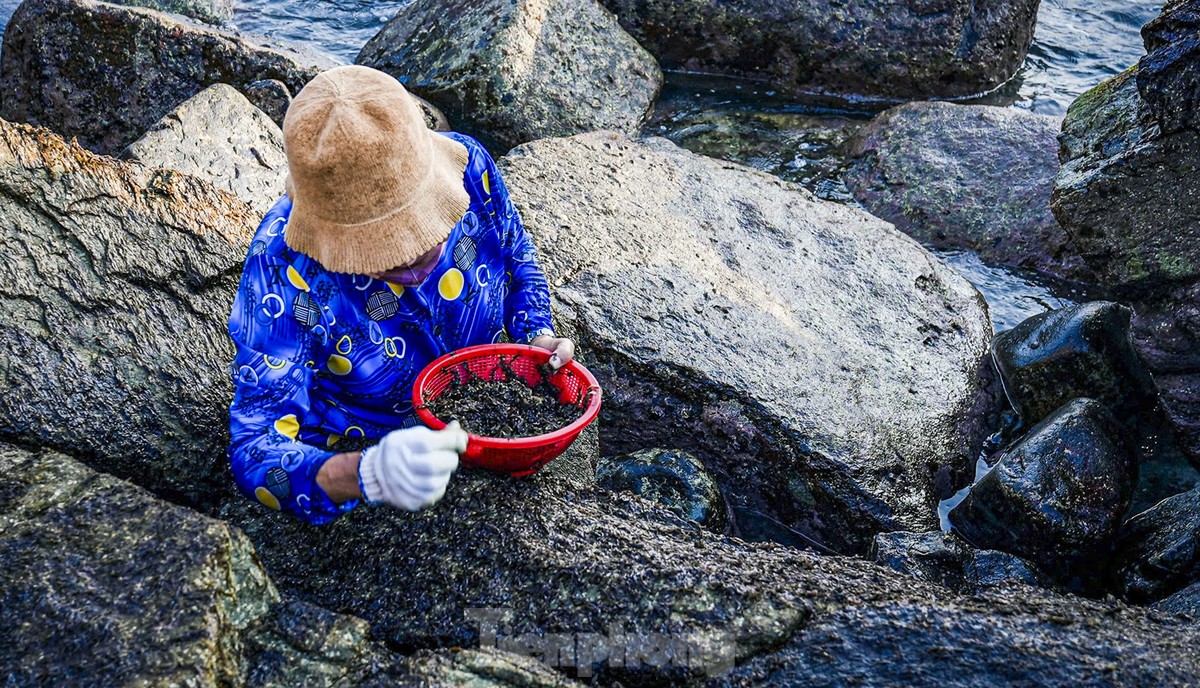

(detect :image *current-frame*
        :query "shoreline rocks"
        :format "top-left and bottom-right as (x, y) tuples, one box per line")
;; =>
(122, 83), (288, 217)
(357, 0), (662, 152)
(596, 448), (729, 532)
(599, 0), (1041, 102)
(845, 102), (1084, 280)
(1116, 486), (1200, 603)
(500, 131), (996, 553)
(0, 0), (339, 155)
(949, 398), (1136, 588)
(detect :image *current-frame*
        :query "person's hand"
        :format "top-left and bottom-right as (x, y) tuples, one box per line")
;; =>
(531, 334), (575, 370)
(358, 422), (468, 511)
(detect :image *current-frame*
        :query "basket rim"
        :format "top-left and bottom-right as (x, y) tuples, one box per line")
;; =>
(411, 343), (603, 448)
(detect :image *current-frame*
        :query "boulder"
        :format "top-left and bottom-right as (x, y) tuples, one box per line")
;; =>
(0, 0), (340, 155)
(1154, 582), (1200, 619)
(500, 132), (995, 553)
(870, 530), (1045, 593)
(949, 398), (1136, 587)
(1051, 67), (1200, 294)
(843, 102), (1084, 279)
(0, 443), (581, 687)
(1137, 0), (1200, 136)
(713, 593), (1200, 687)
(992, 302), (1159, 424)
(0, 119), (255, 506)
(122, 83), (288, 217)
(111, 0), (232, 24)
(1116, 486), (1200, 603)
(596, 448), (728, 532)
(356, 0), (662, 152)
(241, 79), (294, 128)
(599, 0), (1041, 102)
(219, 460), (1200, 685)
(1133, 284), (1200, 462)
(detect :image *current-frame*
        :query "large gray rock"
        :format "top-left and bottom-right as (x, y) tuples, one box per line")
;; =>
(500, 132), (995, 552)
(0, 118), (254, 506)
(1116, 486), (1200, 603)
(122, 83), (288, 217)
(0, 0), (340, 155)
(870, 530), (1046, 594)
(1155, 582), (1200, 619)
(949, 398), (1136, 588)
(356, 0), (662, 152)
(1051, 67), (1200, 294)
(1137, 0), (1200, 136)
(844, 102), (1082, 279)
(0, 443), (581, 687)
(600, 0), (1042, 102)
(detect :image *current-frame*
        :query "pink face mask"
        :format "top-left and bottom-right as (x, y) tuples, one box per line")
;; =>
(370, 242), (446, 286)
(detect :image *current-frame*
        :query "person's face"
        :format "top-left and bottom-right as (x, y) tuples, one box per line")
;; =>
(369, 241), (446, 286)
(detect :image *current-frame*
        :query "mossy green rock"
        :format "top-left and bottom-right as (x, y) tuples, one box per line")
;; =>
(1051, 67), (1200, 293)
(356, 0), (662, 152)
(845, 102), (1084, 280)
(600, 0), (1041, 101)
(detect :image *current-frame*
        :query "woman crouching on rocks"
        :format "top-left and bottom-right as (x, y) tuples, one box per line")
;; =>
(226, 65), (574, 523)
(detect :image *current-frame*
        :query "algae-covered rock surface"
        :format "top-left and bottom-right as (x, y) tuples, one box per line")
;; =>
(500, 132), (995, 551)
(357, 0), (661, 152)
(0, 118), (254, 506)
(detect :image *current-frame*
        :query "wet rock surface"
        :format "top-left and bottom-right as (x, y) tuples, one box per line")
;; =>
(122, 83), (288, 217)
(110, 0), (231, 24)
(1116, 486), (1200, 603)
(1133, 284), (1200, 462)
(0, 119), (254, 506)
(992, 302), (1159, 424)
(1051, 67), (1200, 294)
(844, 102), (1081, 279)
(949, 398), (1136, 587)
(500, 131), (995, 552)
(0, 0), (339, 155)
(356, 0), (662, 152)
(600, 0), (1041, 102)
(1154, 582), (1200, 619)
(870, 530), (1046, 594)
(1137, 0), (1200, 136)
(596, 448), (728, 532)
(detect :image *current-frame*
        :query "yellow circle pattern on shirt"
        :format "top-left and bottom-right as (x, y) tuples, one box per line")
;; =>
(274, 414), (300, 439)
(439, 268), (464, 300)
(255, 486), (281, 510)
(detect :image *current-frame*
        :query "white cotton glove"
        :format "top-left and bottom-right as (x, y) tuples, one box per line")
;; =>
(358, 422), (468, 511)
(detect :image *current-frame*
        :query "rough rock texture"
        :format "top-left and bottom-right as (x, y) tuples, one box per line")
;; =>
(1116, 486), (1200, 603)
(111, 0), (232, 24)
(356, 0), (662, 152)
(1133, 284), (1200, 461)
(870, 530), (1046, 593)
(1052, 67), (1200, 294)
(0, 119), (255, 506)
(241, 79), (294, 131)
(992, 302), (1159, 424)
(0, 0), (340, 155)
(122, 83), (288, 217)
(949, 399), (1136, 587)
(596, 448), (728, 532)
(599, 0), (1042, 102)
(844, 102), (1081, 279)
(499, 132), (995, 552)
(713, 593), (1200, 687)
(1155, 581), (1200, 618)
(1138, 0), (1200, 136)
(0, 443), (583, 687)
(219, 463), (1200, 685)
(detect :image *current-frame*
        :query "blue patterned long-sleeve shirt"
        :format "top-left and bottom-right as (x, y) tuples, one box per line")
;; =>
(227, 133), (553, 524)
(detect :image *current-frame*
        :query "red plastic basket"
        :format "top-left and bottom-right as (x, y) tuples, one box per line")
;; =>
(412, 344), (602, 476)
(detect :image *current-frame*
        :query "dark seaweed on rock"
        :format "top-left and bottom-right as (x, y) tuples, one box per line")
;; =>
(427, 376), (584, 439)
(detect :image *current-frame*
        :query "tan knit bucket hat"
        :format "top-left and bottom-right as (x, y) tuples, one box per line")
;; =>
(281, 65), (470, 275)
